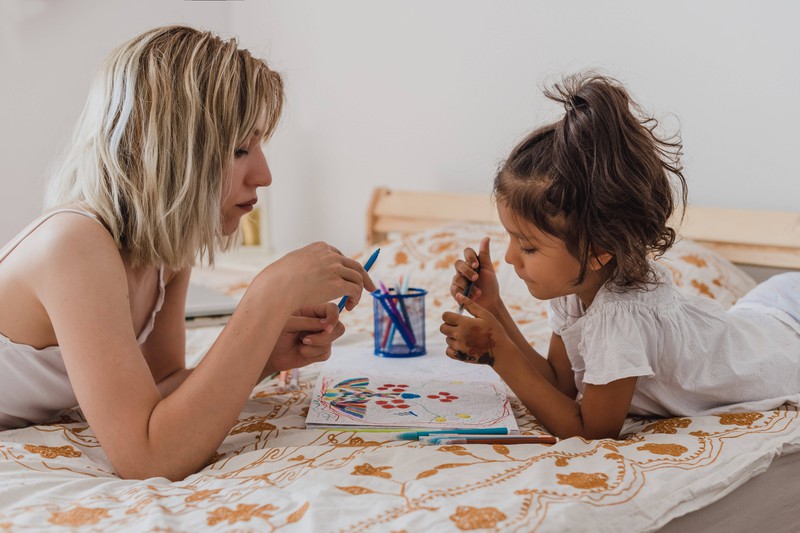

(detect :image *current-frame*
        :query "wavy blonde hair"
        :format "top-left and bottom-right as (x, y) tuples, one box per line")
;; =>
(46, 25), (284, 267)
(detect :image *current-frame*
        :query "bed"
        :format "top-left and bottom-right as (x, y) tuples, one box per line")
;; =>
(0, 188), (798, 531)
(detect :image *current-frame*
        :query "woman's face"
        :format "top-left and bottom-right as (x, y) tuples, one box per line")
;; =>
(221, 118), (272, 236)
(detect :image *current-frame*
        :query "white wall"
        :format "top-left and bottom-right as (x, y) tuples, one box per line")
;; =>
(0, 0), (232, 244)
(2, 0), (798, 256)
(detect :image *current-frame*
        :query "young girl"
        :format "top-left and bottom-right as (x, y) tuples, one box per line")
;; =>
(441, 73), (800, 440)
(0, 26), (375, 479)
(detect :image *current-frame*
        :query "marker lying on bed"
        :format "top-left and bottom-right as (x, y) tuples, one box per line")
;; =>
(458, 264), (481, 314)
(422, 435), (558, 446)
(337, 248), (381, 312)
(396, 427), (511, 440)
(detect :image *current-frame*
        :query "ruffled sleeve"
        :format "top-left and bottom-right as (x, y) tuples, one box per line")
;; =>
(547, 296), (583, 336)
(579, 302), (657, 385)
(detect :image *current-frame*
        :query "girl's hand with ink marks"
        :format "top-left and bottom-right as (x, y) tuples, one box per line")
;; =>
(440, 293), (512, 367)
(262, 242), (376, 311)
(264, 302), (344, 374)
(450, 237), (501, 313)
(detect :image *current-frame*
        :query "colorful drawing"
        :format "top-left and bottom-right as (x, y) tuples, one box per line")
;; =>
(307, 372), (516, 430)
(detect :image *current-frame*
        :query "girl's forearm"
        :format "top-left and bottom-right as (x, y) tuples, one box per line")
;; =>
(490, 302), (559, 386)
(493, 341), (592, 439)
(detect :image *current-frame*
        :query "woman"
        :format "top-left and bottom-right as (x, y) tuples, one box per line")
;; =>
(0, 25), (374, 480)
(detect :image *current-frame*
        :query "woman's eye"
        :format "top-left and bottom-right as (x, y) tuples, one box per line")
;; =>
(234, 148), (249, 158)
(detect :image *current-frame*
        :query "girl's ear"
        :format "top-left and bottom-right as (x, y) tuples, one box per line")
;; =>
(589, 251), (613, 271)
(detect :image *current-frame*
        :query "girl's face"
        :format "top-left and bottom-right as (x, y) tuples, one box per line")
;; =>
(498, 201), (598, 304)
(221, 118), (272, 236)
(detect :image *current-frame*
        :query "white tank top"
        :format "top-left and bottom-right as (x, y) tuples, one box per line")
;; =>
(0, 209), (166, 429)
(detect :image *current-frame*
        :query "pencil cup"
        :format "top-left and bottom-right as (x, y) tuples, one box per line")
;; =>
(372, 288), (427, 357)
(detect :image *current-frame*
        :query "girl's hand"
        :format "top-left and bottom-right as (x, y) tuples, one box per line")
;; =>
(265, 302), (344, 374)
(261, 242), (376, 311)
(440, 293), (511, 367)
(450, 237), (501, 313)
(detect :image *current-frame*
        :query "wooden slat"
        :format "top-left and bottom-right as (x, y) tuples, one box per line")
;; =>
(678, 207), (800, 249)
(366, 188), (497, 244)
(366, 188), (800, 269)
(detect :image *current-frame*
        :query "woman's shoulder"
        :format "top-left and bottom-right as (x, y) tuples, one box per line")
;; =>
(9, 208), (120, 274)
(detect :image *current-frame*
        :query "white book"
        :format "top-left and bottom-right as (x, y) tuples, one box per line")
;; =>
(306, 344), (519, 432)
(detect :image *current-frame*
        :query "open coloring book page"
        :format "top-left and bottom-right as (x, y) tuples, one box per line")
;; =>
(305, 345), (519, 431)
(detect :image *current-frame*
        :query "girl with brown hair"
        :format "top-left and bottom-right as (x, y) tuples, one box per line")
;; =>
(441, 73), (800, 439)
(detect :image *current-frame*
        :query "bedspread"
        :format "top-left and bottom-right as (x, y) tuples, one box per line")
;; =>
(1, 223), (796, 532)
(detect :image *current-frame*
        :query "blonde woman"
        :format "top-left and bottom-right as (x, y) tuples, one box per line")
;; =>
(0, 26), (374, 480)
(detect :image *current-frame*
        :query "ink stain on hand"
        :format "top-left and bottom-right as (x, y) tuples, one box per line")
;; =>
(465, 327), (496, 366)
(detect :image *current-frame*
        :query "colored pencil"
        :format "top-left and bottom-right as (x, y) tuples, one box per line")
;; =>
(423, 435), (558, 446)
(278, 370), (288, 393)
(288, 368), (299, 391)
(396, 427), (511, 440)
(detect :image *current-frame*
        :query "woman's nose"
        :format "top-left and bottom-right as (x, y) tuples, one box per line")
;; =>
(251, 149), (272, 187)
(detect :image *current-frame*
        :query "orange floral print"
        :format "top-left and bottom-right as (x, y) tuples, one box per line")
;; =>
(49, 507), (110, 527)
(449, 506), (507, 530)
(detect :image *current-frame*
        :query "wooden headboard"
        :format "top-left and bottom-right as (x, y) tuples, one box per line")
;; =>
(366, 187), (800, 270)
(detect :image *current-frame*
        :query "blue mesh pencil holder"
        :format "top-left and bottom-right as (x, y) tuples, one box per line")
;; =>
(372, 288), (427, 357)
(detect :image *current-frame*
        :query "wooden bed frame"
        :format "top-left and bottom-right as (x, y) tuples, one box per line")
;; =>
(367, 187), (800, 270)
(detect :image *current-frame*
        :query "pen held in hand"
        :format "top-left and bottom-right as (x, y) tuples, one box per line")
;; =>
(457, 264), (481, 315)
(338, 248), (381, 312)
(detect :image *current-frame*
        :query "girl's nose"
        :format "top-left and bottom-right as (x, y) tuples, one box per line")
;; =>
(504, 243), (516, 266)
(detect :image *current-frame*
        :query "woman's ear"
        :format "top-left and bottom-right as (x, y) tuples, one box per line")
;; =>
(589, 251), (613, 271)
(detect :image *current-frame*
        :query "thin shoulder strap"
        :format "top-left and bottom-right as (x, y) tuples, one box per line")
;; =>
(0, 208), (104, 264)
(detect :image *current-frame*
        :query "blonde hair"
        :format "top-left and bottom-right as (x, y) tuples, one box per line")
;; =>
(46, 25), (284, 267)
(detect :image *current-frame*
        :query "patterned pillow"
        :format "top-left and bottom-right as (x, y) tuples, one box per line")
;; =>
(358, 222), (757, 352)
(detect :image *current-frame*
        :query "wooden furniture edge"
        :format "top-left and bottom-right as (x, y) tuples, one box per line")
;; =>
(366, 188), (800, 269)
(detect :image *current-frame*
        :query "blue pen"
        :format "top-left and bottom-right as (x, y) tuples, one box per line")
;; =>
(396, 427), (511, 440)
(338, 248), (381, 312)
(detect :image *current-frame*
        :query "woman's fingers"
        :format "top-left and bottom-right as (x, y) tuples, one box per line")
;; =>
(302, 320), (345, 346)
(341, 256), (376, 293)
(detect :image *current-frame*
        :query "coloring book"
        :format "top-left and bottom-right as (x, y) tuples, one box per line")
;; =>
(305, 344), (519, 432)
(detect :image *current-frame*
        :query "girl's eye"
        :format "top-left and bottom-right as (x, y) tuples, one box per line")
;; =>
(234, 148), (249, 158)
(520, 246), (537, 255)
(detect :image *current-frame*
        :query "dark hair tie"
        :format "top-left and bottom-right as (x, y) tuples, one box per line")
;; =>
(565, 94), (586, 113)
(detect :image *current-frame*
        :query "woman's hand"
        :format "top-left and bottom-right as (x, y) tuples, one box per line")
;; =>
(261, 242), (376, 311)
(451, 237), (501, 313)
(263, 302), (344, 375)
(440, 293), (513, 367)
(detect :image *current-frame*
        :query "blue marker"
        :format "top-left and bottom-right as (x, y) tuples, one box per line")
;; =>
(337, 248), (381, 312)
(396, 427), (511, 440)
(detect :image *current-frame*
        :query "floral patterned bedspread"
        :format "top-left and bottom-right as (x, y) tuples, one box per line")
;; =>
(1, 224), (797, 532)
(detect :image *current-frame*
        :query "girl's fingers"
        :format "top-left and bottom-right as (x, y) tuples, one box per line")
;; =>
(463, 247), (480, 269)
(439, 322), (457, 338)
(455, 258), (479, 282)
